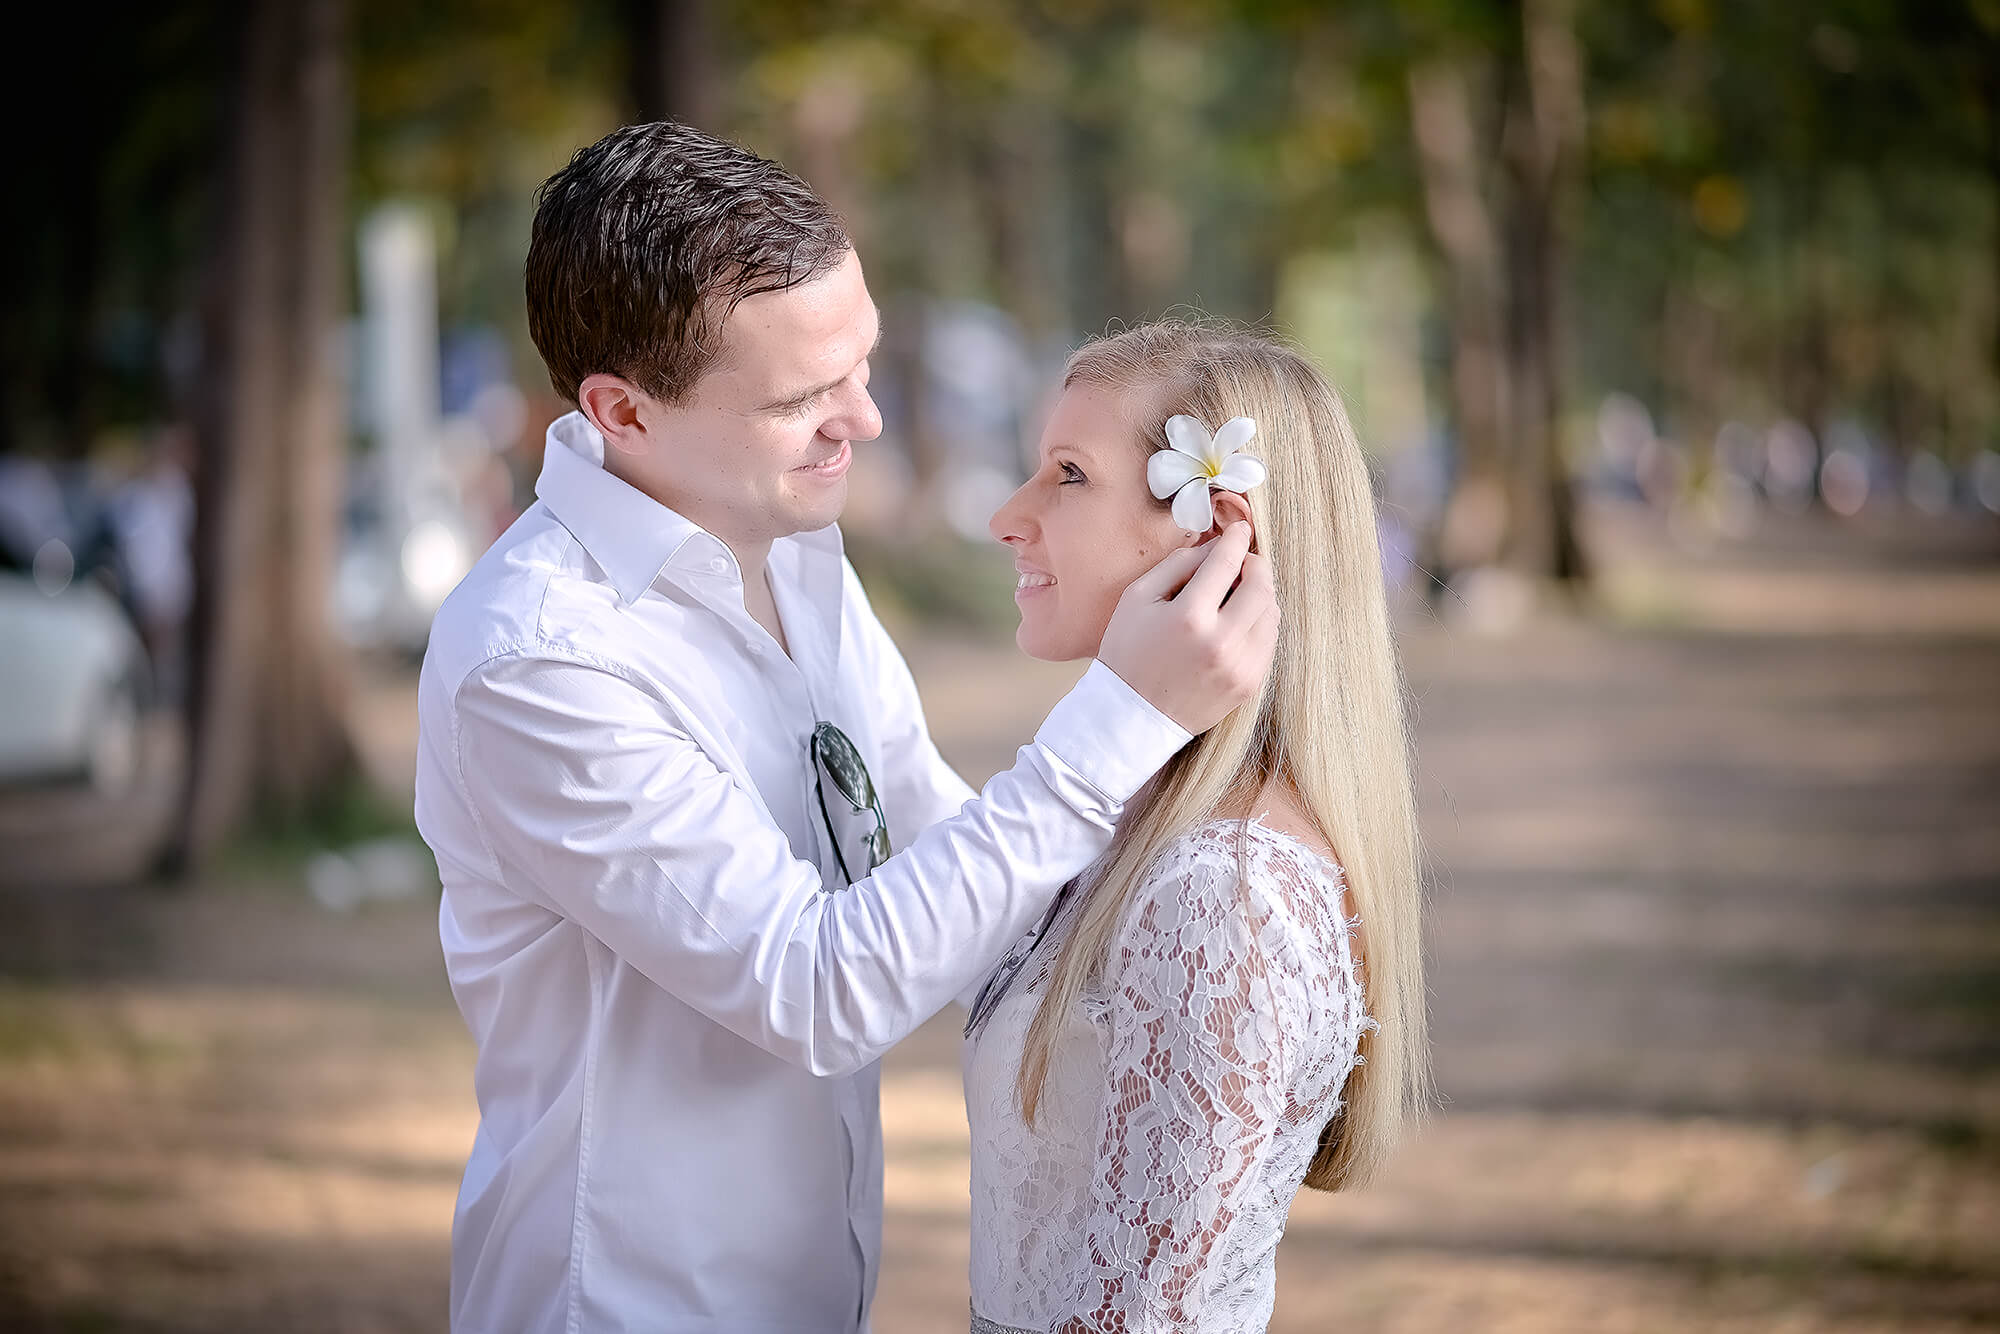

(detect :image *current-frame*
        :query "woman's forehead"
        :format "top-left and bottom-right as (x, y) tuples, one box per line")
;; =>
(1043, 382), (1152, 460)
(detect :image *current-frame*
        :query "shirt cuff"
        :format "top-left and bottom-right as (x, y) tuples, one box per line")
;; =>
(1033, 660), (1194, 804)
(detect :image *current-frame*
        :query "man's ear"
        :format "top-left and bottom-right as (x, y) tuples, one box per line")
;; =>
(1206, 489), (1257, 548)
(577, 375), (650, 459)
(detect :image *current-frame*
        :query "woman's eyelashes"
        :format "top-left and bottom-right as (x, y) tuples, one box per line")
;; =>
(1057, 461), (1086, 485)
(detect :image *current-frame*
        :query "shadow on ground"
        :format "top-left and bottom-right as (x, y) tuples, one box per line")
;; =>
(2, 509), (1997, 1333)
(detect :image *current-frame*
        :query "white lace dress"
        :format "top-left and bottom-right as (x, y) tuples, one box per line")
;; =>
(961, 817), (1374, 1334)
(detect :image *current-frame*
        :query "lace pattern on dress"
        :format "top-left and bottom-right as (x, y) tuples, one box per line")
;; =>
(963, 817), (1374, 1334)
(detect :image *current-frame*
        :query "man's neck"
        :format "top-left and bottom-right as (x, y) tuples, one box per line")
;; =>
(718, 535), (773, 587)
(605, 454), (774, 585)
(737, 545), (788, 657)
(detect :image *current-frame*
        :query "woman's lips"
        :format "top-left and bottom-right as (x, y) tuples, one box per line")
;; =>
(795, 440), (852, 480)
(1014, 569), (1055, 601)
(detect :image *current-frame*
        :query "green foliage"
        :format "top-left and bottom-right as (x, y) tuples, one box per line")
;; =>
(9, 0), (1995, 484)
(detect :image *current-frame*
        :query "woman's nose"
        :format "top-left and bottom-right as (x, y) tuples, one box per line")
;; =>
(989, 480), (1034, 545)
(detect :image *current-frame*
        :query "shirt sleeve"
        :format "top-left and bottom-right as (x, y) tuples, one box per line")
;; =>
(450, 650), (1188, 1079)
(1062, 849), (1299, 1332)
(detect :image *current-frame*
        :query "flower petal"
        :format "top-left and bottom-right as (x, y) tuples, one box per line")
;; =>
(1164, 414), (1213, 460)
(1148, 449), (1208, 499)
(1171, 478), (1215, 532)
(1212, 453), (1267, 493)
(1212, 417), (1257, 457)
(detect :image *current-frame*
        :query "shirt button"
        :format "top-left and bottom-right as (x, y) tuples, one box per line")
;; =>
(746, 641), (764, 656)
(709, 556), (729, 574)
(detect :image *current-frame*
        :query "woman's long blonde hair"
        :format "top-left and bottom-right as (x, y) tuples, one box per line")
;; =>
(1015, 320), (1430, 1192)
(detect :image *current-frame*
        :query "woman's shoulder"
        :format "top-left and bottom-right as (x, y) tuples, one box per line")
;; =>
(1133, 807), (1349, 937)
(1098, 813), (1358, 1029)
(1156, 787), (1345, 883)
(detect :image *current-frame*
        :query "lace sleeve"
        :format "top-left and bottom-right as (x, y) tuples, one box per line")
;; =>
(1058, 845), (1298, 1333)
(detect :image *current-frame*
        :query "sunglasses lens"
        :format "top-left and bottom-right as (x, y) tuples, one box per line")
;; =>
(812, 722), (890, 873)
(814, 724), (874, 809)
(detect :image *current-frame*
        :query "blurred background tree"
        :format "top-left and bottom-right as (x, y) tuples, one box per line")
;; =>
(2, 0), (1995, 861)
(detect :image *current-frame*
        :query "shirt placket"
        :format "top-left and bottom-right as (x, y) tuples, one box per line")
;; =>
(685, 544), (838, 889)
(765, 550), (879, 1330)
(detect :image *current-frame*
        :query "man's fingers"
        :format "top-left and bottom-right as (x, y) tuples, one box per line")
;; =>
(1122, 539), (1213, 605)
(1174, 522), (1255, 611)
(1217, 550), (1276, 632)
(1248, 592), (1282, 660)
(1096, 524), (1279, 734)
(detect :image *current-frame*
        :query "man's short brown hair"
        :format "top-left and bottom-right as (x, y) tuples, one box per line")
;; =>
(525, 121), (850, 405)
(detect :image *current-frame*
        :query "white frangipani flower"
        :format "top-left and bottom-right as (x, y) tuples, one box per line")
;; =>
(1147, 414), (1268, 531)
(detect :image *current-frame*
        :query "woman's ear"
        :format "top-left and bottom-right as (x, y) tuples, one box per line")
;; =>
(1206, 489), (1257, 548)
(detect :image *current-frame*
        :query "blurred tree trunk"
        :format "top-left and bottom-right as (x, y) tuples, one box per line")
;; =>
(1989, 51), (2000, 407)
(171, 0), (355, 871)
(51, 126), (104, 454)
(1499, 0), (1588, 583)
(1410, 0), (1590, 596)
(1408, 57), (1510, 577)
(1065, 116), (1135, 337)
(899, 77), (955, 517)
(626, 0), (716, 128)
(1790, 163), (1830, 501)
(981, 105), (1061, 346)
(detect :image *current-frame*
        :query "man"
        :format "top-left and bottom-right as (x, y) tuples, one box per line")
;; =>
(414, 121), (1278, 1334)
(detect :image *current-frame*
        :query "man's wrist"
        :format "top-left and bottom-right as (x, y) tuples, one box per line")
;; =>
(1033, 660), (1194, 804)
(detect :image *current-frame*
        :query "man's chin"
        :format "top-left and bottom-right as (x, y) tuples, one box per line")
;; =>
(780, 479), (849, 533)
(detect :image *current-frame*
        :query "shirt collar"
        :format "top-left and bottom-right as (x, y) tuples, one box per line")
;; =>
(535, 411), (712, 605)
(770, 519), (847, 666)
(532, 412), (848, 656)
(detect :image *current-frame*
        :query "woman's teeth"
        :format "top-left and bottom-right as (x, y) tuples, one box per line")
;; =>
(1016, 572), (1055, 590)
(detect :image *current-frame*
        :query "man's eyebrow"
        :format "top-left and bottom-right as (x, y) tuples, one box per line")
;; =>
(761, 320), (883, 411)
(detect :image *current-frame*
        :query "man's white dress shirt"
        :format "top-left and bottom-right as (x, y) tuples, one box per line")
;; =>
(414, 412), (1190, 1334)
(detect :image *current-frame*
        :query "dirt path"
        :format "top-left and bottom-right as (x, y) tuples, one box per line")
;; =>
(2, 511), (1996, 1332)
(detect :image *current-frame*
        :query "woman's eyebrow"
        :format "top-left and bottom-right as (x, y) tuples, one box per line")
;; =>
(1046, 441), (1099, 467)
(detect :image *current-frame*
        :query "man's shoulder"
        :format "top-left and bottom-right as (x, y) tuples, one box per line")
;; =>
(422, 504), (626, 699)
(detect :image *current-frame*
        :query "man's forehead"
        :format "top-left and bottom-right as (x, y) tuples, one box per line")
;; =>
(716, 258), (874, 377)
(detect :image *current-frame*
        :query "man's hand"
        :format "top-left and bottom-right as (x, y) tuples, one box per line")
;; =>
(1097, 522), (1280, 735)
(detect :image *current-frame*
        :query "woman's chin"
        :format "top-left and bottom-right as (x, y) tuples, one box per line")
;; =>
(1013, 622), (1056, 662)
(1014, 618), (1097, 664)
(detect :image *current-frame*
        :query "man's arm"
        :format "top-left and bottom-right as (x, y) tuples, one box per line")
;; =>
(454, 524), (1276, 1077)
(454, 655), (1182, 1078)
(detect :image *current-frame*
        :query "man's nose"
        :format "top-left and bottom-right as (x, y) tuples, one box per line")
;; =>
(831, 385), (883, 443)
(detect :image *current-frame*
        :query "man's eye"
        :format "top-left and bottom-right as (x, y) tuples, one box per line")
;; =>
(1059, 462), (1086, 485)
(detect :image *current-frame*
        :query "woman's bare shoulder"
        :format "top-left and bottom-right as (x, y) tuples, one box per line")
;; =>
(1211, 782), (1339, 866)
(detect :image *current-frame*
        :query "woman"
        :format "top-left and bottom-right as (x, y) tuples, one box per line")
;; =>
(963, 321), (1430, 1333)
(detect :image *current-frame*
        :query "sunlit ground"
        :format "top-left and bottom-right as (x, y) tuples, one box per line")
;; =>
(2, 505), (1997, 1332)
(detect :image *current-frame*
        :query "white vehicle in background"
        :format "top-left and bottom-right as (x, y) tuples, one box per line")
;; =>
(0, 558), (150, 796)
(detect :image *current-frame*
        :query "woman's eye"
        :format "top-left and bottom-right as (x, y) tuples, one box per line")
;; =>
(1058, 462), (1086, 485)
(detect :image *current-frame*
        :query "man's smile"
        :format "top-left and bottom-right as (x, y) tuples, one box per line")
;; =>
(793, 439), (852, 479)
